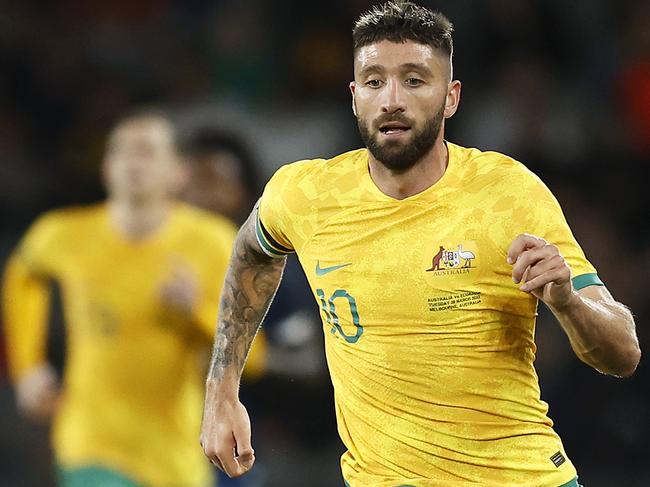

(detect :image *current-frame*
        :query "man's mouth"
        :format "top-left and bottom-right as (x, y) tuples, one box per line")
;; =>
(379, 122), (411, 136)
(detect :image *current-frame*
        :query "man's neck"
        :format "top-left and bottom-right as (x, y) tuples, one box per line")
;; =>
(108, 198), (171, 241)
(368, 133), (448, 200)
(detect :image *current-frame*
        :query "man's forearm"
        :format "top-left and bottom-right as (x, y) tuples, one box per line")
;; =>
(549, 291), (640, 377)
(207, 214), (285, 395)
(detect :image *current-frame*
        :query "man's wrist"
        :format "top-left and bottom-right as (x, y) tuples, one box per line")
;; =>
(205, 375), (240, 401)
(548, 287), (581, 314)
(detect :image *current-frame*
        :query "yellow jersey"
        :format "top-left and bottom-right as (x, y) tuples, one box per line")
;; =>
(3, 203), (266, 487)
(256, 142), (601, 487)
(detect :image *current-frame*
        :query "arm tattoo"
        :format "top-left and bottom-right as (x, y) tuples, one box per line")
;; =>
(208, 212), (285, 381)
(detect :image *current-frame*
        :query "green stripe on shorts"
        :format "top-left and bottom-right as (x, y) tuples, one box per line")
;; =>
(58, 465), (144, 487)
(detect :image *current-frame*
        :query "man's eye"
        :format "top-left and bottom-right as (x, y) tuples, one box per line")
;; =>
(366, 79), (382, 88)
(406, 78), (423, 86)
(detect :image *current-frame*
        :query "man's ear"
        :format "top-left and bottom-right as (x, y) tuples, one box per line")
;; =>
(349, 81), (357, 117)
(444, 80), (462, 119)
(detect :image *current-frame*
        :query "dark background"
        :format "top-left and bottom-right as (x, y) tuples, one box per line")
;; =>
(1, 1), (648, 486)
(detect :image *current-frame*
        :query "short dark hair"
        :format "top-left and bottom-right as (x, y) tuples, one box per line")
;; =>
(178, 127), (261, 196)
(352, 1), (453, 56)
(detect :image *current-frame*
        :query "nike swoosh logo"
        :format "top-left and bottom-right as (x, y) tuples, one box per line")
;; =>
(315, 261), (351, 276)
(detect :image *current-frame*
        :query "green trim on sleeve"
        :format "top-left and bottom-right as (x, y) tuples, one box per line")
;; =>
(255, 218), (286, 257)
(257, 216), (293, 253)
(572, 273), (604, 290)
(254, 213), (293, 257)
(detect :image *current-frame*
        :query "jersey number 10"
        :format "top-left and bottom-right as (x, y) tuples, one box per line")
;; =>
(316, 289), (364, 343)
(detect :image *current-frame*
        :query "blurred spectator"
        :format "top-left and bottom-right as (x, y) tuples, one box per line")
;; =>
(618, 0), (650, 153)
(204, 1), (278, 103)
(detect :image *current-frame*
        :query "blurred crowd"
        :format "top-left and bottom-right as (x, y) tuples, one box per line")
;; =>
(1, 1), (648, 486)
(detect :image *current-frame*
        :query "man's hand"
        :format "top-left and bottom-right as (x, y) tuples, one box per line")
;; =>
(160, 261), (199, 315)
(16, 363), (61, 423)
(507, 233), (640, 376)
(200, 393), (255, 478)
(507, 233), (575, 310)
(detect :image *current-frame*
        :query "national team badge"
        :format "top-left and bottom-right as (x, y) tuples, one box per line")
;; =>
(423, 241), (482, 312)
(426, 242), (477, 275)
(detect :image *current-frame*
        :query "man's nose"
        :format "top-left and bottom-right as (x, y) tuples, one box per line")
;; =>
(381, 79), (406, 114)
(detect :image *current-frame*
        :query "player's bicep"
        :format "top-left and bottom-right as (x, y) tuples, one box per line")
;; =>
(576, 283), (613, 304)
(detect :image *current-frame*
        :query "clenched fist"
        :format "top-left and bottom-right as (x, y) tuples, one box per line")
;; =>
(507, 233), (576, 310)
(16, 363), (61, 423)
(200, 393), (255, 478)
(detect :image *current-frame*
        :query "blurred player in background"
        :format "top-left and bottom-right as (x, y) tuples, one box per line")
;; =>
(179, 125), (266, 487)
(2, 109), (264, 487)
(179, 125), (324, 487)
(179, 126), (322, 373)
(200, 2), (641, 487)
(179, 127), (261, 225)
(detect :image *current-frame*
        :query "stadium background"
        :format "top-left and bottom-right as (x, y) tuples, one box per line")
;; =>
(0, 1), (648, 486)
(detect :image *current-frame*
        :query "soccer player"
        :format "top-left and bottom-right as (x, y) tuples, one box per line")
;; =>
(200, 2), (641, 487)
(180, 125), (326, 487)
(178, 126), (320, 362)
(2, 109), (261, 487)
(178, 127), (261, 225)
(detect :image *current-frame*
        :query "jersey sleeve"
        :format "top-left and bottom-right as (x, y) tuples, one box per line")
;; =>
(525, 177), (603, 290)
(256, 161), (316, 258)
(16, 211), (62, 278)
(2, 213), (61, 381)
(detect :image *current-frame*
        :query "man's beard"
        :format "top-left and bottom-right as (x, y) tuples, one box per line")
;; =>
(357, 103), (445, 172)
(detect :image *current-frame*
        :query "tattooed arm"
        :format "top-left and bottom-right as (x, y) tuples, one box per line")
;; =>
(201, 207), (286, 478)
